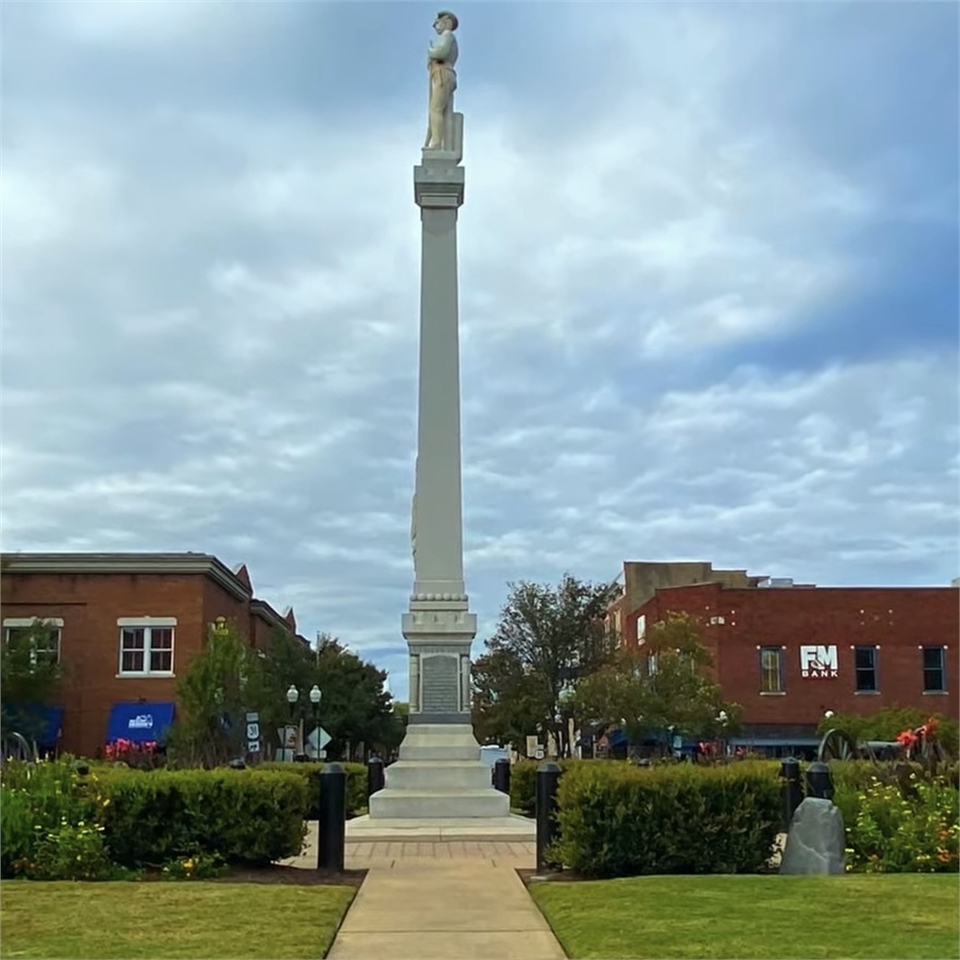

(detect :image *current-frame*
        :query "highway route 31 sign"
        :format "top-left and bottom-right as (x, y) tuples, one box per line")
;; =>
(245, 711), (260, 753)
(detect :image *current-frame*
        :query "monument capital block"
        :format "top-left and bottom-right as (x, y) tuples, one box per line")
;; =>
(414, 166), (465, 208)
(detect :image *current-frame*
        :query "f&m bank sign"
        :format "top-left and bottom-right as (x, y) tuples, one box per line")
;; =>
(799, 645), (839, 679)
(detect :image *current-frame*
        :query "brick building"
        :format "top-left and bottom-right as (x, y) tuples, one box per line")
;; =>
(0, 553), (307, 758)
(608, 561), (959, 755)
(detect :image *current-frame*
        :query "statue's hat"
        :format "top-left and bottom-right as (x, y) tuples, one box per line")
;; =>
(437, 10), (458, 30)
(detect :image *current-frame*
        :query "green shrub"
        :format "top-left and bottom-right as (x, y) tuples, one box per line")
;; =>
(509, 760), (537, 815)
(99, 767), (308, 867)
(554, 761), (781, 878)
(830, 759), (960, 793)
(3, 759), (309, 875)
(509, 758), (584, 816)
(257, 761), (369, 818)
(1, 759), (106, 878)
(21, 821), (125, 881)
(834, 772), (959, 873)
(160, 852), (226, 880)
(1, 785), (36, 876)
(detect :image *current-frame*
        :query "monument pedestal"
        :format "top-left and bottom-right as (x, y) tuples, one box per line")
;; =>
(368, 724), (509, 819)
(370, 602), (509, 820)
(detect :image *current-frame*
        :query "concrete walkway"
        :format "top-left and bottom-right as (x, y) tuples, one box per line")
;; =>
(328, 857), (564, 960)
(282, 826), (565, 960)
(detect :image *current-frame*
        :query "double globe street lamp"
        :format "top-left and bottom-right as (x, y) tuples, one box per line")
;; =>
(716, 709), (729, 757)
(286, 684), (322, 760)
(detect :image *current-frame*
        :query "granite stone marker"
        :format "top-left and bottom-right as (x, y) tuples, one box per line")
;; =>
(779, 797), (846, 875)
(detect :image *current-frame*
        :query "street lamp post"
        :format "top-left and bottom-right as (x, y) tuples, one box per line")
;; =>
(286, 685), (299, 760)
(308, 684), (322, 757)
(285, 684), (323, 760)
(717, 709), (729, 759)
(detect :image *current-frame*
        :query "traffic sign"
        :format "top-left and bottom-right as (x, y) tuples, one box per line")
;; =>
(247, 740), (261, 754)
(246, 722), (260, 741)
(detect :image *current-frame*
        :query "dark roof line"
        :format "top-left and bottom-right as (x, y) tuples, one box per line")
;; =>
(2, 552), (252, 602)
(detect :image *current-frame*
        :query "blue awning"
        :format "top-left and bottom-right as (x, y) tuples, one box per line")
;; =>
(107, 702), (174, 743)
(38, 706), (63, 746)
(6, 704), (63, 746)
(5, 703), (63, 748)
(606, 728), (629, 747)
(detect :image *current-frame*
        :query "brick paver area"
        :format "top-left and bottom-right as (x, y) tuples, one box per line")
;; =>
(346, 840), (536, 864)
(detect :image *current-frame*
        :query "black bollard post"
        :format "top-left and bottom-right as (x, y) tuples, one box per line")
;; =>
(535, 761), (562, 874)
(780, 757), (803, 829)
(493, 757), (511, 795)
(806, 760), (834, 801)
(367, 756), (385, 798)
(317, 762), (346, 873)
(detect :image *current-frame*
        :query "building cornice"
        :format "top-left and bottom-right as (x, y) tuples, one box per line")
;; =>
(1, 552), (252, 602)
(250, 598), (289, 632)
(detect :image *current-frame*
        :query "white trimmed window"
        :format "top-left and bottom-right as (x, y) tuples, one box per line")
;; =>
(3, 617), (63, 666)
(117, 617), (176, 676)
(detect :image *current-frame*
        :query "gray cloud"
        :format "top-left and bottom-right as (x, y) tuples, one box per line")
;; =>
(2, 2), (955, 699)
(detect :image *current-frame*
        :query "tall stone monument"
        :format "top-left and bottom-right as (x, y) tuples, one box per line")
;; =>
(367, 11), (509, 820)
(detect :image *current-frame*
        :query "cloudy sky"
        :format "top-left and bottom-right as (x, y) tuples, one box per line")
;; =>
(3, 1), (957, 699)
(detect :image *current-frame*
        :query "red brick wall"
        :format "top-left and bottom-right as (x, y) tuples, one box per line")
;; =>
(1, 572), (250, 758)
(628, 583), (959, 728)
(202, 578), (250, 641)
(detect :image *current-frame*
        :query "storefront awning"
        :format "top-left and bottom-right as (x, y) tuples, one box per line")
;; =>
(106, 702), (174, 744)
(5, 704), (63, 746)
(37, 705), (63, 746)
(28, 705), (63, 746)
(599, 728), (628, 748)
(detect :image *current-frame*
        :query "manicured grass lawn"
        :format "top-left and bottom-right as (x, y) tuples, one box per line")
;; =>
(0, 881), (356, 959)
(530, 874), (960, 959)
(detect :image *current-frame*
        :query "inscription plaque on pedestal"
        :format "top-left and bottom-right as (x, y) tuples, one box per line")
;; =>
(421, 655), (460, 713)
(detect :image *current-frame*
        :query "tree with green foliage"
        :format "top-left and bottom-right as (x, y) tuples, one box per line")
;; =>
(167, 617), (262, 768)
(249, 627), (317, 745)
(0, 618), (64, 745)
(472, 574), (621, 756)
(573, 612), (741, 747)
(471, 645), (547, 747)
(254, 630), (400, 761)
(313, 636), (396, 761)
(167, 619), (401, 765)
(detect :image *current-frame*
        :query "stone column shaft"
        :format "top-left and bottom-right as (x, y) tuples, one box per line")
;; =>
(402, 132), (476, 724)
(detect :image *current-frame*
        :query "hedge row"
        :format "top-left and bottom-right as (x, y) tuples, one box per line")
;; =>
(550, 761), (781, 878)
(509, 759), (582, 815)
(99, 768), (308, 867)
(1, 761), (310, 876)
(257, 762), (369, 819)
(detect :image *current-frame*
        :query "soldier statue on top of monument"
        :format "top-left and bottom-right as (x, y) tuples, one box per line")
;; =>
(424, 10), (459, 152)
